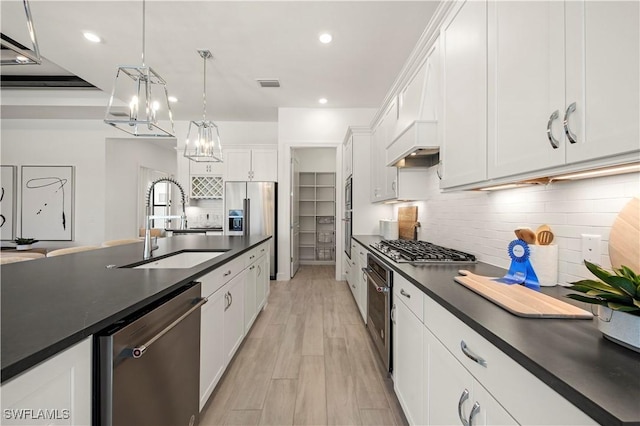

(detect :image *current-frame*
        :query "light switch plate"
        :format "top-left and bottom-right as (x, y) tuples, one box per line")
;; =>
(581, 234), (601, 265)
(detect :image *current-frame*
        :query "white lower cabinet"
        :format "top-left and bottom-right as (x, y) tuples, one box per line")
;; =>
(390, 277), (597, 425)
(199, 284), (227, 410)
(256, 251), (269, 310)
(0, 337), (92, 426)
(244, 262), (258, 333)
(394, 295), (425, 426)
(200, 268), (246, 411)
(426, 329), (516, 426)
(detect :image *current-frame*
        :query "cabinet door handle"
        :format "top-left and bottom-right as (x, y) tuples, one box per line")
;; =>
(468, 402), (481, 426)
(458, 389), (470, 426)
(391, 303), (396, 324)
(257, 265), (261, 276)
(436, 161), (443, 180)
(224, 292), (230, 311)
(223, 270), (232, 277)
(460, 340), (487, 367)
(391, 180), (396, 191)
(228, 291), (233, 308)
(400, 288), (411, 298)
(546, 110), (560, 149)
(563, 102), (577, 144)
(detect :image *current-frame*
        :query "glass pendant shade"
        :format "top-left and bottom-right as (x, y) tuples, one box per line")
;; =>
(184, 120), (223, 162)
(104, 0), (175, 137)
(184, 49), (223, 162)
(105, 65), (175, 137)
(0, 0), (42, 65)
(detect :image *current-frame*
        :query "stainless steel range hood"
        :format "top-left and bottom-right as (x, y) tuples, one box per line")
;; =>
(386, 120), (439, 168)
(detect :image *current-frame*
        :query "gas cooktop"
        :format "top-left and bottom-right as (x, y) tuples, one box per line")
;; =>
(370, 239), (476, 264)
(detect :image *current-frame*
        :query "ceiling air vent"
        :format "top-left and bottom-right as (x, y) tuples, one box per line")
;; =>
(256, 79), (280, 88)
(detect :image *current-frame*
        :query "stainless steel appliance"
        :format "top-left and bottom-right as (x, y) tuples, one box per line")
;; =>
(225, 181), (277, 279)
(96, 283), (206, 426)
(363, 253), (392, 372)
(344, 177), (353, 258)
(370, 239), (476, 264)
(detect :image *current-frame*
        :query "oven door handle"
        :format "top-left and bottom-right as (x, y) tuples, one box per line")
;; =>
(362, 267), (390, 293)
(129, 296), (208, 359)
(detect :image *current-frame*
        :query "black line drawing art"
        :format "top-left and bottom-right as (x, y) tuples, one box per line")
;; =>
(1, 165), (16, 241)
(0, 187), (6, 228)
(26, 177), (68, 230)
(21, 166), (73, 241)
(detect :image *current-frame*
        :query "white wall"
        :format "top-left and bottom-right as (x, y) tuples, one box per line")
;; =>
(1, 119), (179, 247)
(105, 138), (177, 240)
(295, 147), (336, 172)
(277, 107), (376, 280)
(1, 119), (109, 247)
(392, 169), (640, 286)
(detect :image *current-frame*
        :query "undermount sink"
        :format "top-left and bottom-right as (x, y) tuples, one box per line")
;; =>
(131, 251), (227, 269)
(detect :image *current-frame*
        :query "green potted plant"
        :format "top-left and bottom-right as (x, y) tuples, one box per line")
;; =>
(14, 237), (39, 250)
(567, 260), (640, 352)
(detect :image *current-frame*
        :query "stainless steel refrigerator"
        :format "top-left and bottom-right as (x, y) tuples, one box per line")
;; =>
(225, 181), (277, 279)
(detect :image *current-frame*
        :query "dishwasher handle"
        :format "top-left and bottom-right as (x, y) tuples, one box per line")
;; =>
(130, 296), (208, 359)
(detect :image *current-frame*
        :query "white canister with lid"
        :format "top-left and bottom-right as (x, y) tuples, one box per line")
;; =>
(379, 220), (399, 240)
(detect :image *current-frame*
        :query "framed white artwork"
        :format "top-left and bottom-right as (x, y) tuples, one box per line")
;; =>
(21, 165), (74, 241)
(1, 165), (17, 241)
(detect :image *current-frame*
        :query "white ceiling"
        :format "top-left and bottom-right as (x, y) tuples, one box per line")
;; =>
(0, 1), (440, 122)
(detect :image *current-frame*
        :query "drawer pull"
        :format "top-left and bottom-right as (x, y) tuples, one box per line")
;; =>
(250, 255), (255, 260)
(223, 270), (232, 277)
(469, 402), (481, 426)
(461, 340), (487, 367)
(458, 389), (470, 426)
(400, 288), (411, 298)
(546, 110), (560, 149)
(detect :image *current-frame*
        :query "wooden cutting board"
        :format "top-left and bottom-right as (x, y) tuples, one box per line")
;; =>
(454, 270), (593, 319)
(398, 206), (418, 240)
(609, 196), (640, 272)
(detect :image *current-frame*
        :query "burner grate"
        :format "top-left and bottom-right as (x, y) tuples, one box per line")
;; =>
(377, 239), (476, 263)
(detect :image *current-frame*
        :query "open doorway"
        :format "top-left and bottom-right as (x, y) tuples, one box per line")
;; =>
(290, 147), (337, 279)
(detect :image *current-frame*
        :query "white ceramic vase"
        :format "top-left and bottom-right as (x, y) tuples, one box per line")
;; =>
(16, 244), (32, 251)
(596, 306), (640, 353)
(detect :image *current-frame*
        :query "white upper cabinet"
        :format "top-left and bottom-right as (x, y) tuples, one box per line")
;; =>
(487, 1), (566, 179)
(370, 102), (399, 202)
(190, 161), (225, 176)
(565, 1), (640, 164)
(488, 0), (639, 180)
(225, 148), (277, 182)
(343, 134), (353, 180)
(440, 0), (488, 188)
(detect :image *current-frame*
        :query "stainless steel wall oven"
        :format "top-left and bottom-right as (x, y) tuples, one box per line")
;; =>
(363, 253), (392, 372)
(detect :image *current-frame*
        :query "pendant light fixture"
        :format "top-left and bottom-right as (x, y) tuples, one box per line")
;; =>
(183, 49), (223, 162)
(104, 0), (175, 137)
(0, 0), (42, 65)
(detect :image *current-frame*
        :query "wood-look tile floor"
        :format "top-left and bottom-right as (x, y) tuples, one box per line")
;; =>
(200, 265), (408, 426)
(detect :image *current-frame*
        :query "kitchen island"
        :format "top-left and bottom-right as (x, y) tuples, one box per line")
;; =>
(354, 235), (639, 426)
(1, 234), (270, 383)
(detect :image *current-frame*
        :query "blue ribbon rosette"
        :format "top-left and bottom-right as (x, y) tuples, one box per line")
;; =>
(495, 239), (540, 291)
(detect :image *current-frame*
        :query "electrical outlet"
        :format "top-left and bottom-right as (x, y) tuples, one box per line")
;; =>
(581, 234), (601, 264)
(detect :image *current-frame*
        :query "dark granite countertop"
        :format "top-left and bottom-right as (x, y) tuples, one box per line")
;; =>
(1, 235), (270, 383)
(166, 227), (224, 233)
(353, 235), (640, 426)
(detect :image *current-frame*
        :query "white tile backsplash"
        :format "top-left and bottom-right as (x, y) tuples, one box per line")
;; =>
(394, 169), (639, 286)
(185, 199), (224, 228)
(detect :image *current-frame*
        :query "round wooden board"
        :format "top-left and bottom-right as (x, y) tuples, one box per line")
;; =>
(608, 196), (640, 272)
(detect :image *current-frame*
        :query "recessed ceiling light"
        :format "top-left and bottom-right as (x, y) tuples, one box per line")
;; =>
(83, 32), (101, 43)
(319, 33), (332, 44)
(168, 96), (178, 103)
(318, 98), (328, 104)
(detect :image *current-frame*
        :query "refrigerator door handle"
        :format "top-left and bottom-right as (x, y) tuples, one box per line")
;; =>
(243, 198), (250, 237)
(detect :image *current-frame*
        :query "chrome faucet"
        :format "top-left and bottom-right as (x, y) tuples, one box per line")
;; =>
(143, 177), (188, 259)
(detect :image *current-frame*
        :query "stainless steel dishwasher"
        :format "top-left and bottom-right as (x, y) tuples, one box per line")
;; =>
(96, 282), (206, 426)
